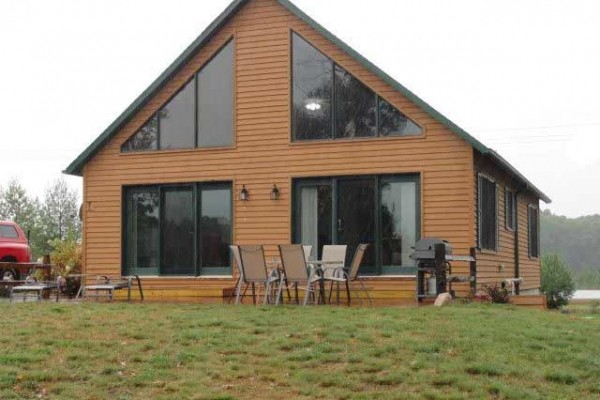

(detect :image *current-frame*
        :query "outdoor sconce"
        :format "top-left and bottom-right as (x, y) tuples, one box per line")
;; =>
(239, 185), (249, 201)
(270, 184), (280, 200)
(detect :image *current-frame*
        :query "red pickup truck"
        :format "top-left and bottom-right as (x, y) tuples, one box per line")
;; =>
(0, 221), (32, 280)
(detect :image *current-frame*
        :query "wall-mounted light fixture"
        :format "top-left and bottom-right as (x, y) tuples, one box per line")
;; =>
(239, 185), (249, 201)
(270, 184), (280, 200)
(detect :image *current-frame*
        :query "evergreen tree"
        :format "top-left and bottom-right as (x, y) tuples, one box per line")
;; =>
(40, 179), (81, 244)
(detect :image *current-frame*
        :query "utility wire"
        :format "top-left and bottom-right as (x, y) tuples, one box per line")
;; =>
(474, 121), (600, 133)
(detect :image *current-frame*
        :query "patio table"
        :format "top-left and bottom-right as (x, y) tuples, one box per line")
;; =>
(307, 260), (344, 304)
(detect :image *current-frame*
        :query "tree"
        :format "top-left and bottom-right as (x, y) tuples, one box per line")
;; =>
(40, 179), (80, 243)
(541, 254), (575, 309)
(0, 179), (46, 258)
(574, 267), (600, 290)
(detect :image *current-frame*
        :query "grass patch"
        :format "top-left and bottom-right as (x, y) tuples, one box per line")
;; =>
(0, 303), (597, 399)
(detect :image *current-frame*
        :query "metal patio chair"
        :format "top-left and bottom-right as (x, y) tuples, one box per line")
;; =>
(238, 245), (281, 305)
(302, 245), (312, 262)
(321, 245), (347, 279)
(323, 244), (370, 306)
(229, 245), (244, 304)
(278, 244), (320, 305)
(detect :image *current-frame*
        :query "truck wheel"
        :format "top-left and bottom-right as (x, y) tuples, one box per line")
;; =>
(1, 269), (18, 281)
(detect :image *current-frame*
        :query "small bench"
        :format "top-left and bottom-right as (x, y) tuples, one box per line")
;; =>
(76, 275), (144, 302)
(9, 277), (61, 302)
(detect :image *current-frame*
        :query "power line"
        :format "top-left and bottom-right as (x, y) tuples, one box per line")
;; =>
(475, 121), (600, 133)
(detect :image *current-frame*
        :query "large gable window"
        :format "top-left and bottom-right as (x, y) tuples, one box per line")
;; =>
(197, 40), (234, 147)
(121, 40), (234, 153)
(159, 79), (195, 150)
(291, 32), (421, 141)
(478, 174), (497, 251)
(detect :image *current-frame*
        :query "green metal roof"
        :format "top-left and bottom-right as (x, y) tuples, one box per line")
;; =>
(64, 0), (550, 203)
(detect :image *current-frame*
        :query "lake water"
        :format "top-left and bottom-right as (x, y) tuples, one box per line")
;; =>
(573, 290), (600, 300)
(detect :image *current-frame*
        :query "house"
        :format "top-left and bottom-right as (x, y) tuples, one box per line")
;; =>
(64, 0), (550, 304)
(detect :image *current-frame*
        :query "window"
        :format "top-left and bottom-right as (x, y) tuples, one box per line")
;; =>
(292, 33), (333, 140)
(291, 32), (421, 141)
(197, 40), (234, 147)
(505, 189), (516, 231)
(478, 174), (497, 251)
(159, 80), (195, 150)
(121, 39), (234, 153)
(121, 115), (158, 152)
(123, 182), (232, 276)
(334, 65), (377, 138)
(379, 97), (422, 136)
(0, 225), (19, 239)
(294, 174), (420, 275)
(528, 206), (539, 258)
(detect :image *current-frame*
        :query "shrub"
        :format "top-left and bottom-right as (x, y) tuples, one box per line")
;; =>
(541, 254), (575, 309)
(49, 238), (82, 298)
(482, 284), (510, 304)
(49, 238), (81, 276)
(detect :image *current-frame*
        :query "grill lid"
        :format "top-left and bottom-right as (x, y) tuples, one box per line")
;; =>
(410, 238), (453, 260)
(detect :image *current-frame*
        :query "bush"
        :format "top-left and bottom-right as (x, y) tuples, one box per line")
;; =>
(49, 238), (82, 298)
(541, 254), (575, 309)
(482, 284), (510, 304)
(49, 238), (81, 276)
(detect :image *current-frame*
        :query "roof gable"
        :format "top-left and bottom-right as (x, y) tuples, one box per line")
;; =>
(64, 0), (550, 203)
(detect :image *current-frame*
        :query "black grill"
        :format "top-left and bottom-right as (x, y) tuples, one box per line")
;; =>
(410, 238), (452, 263)
(410, 238), (452, 298)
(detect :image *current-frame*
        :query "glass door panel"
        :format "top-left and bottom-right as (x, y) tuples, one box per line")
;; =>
(298, 183), (332, 260)
(337, 177), (376, 273)
(380, 177), (418, 274)
(199, 185), (232, 275)
(161, 186), (195, 275)
(124, 187), (160, 275)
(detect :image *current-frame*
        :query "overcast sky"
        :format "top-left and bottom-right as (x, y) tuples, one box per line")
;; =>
(1, 0), (598, 217)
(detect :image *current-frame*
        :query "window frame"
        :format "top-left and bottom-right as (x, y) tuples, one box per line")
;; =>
(290, 30), (423, 143)
(122, 181), (233, 277)
(477, 173), (498, 252)
(528, 204), (540, 259)
(121, 37), (235, 154)
(505, 188), (516, 232)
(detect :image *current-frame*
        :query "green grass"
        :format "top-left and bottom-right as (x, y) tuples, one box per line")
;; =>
(0, 303), (598, 399)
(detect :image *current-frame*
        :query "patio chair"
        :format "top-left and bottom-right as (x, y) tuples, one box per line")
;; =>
(321, 245), (347, 278)
(228, 245), (244, 304)
(302, 245), (312, 262)
(323, 244), (370, 306)
(278, 244), (320, 305)
(238, 245), (282, 305)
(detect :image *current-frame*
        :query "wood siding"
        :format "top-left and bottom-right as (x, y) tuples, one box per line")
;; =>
(473, 151), (541, 291)
(82, 0), (479, 302)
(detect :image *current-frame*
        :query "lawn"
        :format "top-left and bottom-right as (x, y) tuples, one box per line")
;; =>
(0, 303), (598, 400)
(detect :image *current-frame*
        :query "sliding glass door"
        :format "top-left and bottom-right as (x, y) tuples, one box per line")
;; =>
(297, 180), (332, 260)
(294, 174), (419, 275)
(161, 186), (195, 275)
(123, 182), (232, 276)
(337, 177), (376, 273)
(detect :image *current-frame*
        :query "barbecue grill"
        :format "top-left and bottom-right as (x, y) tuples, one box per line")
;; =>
(410, 238), (476, 302)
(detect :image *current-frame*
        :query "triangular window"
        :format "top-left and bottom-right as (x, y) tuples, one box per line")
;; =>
(292, 33), (421, 140)
(121, 39), (234, 153)
(121, 115), (158, 152)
